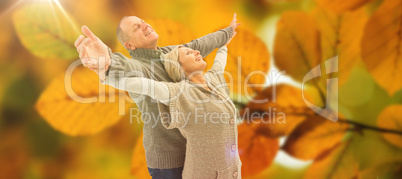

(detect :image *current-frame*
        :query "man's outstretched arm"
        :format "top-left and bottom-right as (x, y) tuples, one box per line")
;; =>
(160, 13), (241, 57)
(75, 26), (148, 85)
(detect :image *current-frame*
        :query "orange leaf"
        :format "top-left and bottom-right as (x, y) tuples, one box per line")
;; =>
(130, 133), (151, 179)
(377, 105), (402, 148)
(205, 28), (270, 97)
(274, 11), (321, 83)
(303, 136), (359, 179)
(361, 0), (402, 95)
(241, 84), (315, 137)
(35, 66), (134, 136)
(238, 122), (279, 177)
(282, 114), (349, 160)
(315, 0), (371, 13)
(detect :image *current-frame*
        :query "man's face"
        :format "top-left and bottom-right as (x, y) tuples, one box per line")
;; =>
(122, 16), (159, 50)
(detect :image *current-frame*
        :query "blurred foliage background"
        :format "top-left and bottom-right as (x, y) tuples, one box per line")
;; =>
(1, 0), (402, 178)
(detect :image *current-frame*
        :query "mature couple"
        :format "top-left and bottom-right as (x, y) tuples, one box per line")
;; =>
(75, 13), (241, 179)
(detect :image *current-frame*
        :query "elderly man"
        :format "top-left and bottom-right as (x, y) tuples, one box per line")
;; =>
(75, 14), (240, 179)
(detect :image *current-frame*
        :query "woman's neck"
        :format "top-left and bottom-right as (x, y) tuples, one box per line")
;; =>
(188, 72), (210, 90)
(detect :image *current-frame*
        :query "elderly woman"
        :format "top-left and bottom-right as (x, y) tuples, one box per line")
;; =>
(111, 40), (241, 178)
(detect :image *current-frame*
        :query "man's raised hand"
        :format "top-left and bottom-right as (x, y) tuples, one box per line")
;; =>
(74, 25), (111, 81)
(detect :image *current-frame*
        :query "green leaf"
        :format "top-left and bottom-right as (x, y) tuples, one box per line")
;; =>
(12, 3), (80, 60)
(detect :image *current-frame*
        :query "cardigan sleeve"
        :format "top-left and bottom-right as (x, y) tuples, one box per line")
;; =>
(107, 76), (171, 105)
(209, 46), (228, 72)
(207, 46), (230, 95)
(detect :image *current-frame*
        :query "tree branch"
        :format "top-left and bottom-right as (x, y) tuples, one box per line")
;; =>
(338, 118), (402, 135)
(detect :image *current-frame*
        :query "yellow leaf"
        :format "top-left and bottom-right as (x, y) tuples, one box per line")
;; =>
(130, 133), (151, 179)
(12, 3), (80, 60)
(274, 11), (321, 83)
(205, 28), (270, 97)
(313, 6), (368, 86)
(35, 66), (134, 136)
(238, 122), (279, 177)
(377, 105), (402, 148)
(361, 0), (402, 95)
(315, 0), (371, 13)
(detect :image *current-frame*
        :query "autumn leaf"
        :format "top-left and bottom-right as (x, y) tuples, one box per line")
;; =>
(282, 114), (350, 160)
(238, 122), (279, 177)
(114, 19), (195, 58)
(361, 0), (402, 96)
(130, 133), (151, 179)
(303, 135), (359, 179)
(377, 105), (402, 148)
(315, 0), (371, 13)
(12, 3), (80, 60)
(205, 28), (270, 97)
(274, 11), (321, 83)
(35, 66), (134, 136)
(240, 84), (315, 137)
(312, 6), (368, 86)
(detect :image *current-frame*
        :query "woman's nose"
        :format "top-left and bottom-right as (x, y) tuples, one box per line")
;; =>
(194, 50), (200, 56)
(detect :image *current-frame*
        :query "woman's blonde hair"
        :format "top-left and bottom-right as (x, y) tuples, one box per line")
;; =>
(163, 45), (186, 82)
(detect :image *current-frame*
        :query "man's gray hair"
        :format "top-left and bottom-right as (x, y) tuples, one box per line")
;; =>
(116, 16), (130, 50)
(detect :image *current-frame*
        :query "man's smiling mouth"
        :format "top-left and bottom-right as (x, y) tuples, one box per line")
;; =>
(146, 30), (152, 36)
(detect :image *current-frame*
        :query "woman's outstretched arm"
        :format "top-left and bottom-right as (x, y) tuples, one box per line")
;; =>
(210, 46), (228, 72)
(108, 77), (171, 105)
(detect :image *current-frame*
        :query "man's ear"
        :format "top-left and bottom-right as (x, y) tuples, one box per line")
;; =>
(125, 42), (136, 50)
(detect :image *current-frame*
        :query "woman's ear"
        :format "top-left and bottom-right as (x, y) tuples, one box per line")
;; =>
(125, 42), (136, 50)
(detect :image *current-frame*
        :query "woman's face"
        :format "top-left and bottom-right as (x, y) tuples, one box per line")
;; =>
(178, 47), (206, 75)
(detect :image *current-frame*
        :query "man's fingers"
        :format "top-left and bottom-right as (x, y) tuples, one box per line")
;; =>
(77, 38), (91, 58)
(82, 25), (98, 41)
(74, 35), (85, 48)
(80, 38), (91, 49)
(78, 45), (87, 59)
